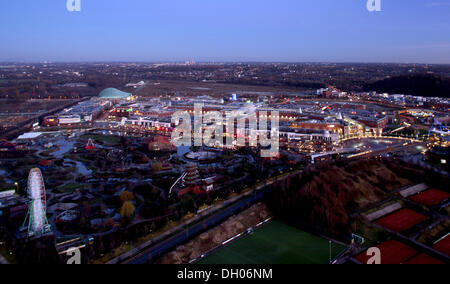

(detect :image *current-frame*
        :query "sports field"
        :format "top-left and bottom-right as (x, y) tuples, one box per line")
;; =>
(375, 208), (428, 233)
(355, 240), (444, 264)
(355, 240), (417, 264)
(409, 189), (450, 207)
(197, 220), (346, 264)
(433, 235), (450, 256)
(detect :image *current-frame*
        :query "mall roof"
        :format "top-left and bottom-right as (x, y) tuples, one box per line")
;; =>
(98, 88), (132, 99)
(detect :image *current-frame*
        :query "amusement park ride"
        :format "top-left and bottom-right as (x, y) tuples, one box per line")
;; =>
(0, 139), (28, 157)
(20, 168), (52, 238)
(85, 138), (96, 150)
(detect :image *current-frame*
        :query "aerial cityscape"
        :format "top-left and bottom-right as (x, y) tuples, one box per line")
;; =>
(0, 0), (449, 270)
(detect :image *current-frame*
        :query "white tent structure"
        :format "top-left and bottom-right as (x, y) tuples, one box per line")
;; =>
(17, 132), (42, 140)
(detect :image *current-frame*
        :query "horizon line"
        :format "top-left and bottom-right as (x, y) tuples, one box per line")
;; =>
(1, 60), (450, 66)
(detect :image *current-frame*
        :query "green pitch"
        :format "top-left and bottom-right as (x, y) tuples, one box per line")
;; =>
(197, 220), (346, 264)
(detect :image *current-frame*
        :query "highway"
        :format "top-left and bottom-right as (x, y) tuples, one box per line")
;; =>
(116, 138), (427, 264)
(355, 141), (425, 159)
(125, 190), (267, 264)
(118, 138), (426, 264)
(0, 98), (88, 140)
(120, 170), (301, 264)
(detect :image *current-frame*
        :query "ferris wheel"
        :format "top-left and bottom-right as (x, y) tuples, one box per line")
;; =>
(22, 168), (51, 237)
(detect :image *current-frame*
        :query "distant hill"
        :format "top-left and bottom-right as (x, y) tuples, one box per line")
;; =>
(364, 74), (450, 98)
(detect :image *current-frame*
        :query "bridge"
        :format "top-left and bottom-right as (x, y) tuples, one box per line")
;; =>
(429, 119), (450, 136)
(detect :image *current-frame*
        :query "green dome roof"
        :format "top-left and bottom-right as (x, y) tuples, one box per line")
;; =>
(98, 88), (132, 99)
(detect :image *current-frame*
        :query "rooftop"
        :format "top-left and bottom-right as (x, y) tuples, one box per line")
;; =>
(98, 88), (132, 99)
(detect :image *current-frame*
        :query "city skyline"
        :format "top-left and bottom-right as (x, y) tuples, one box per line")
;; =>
(0, 0), (450, 64)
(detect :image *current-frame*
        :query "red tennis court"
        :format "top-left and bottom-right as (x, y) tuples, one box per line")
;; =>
(433, 235), (450, 256)
(375, 208), (428, 232)
(409, 189), (450, 206)
(404, 253), (444, 264)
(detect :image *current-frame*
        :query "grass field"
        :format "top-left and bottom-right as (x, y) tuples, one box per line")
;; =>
(57, 183), (82, 193)
(81, 134), (121, 145)
(197, 221), (346, 264)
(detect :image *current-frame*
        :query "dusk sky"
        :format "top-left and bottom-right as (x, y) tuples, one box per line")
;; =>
(0, 0), (449, 63)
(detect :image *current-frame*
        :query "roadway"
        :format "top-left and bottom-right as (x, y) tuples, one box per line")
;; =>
(119, 171), (301, 264)
(0, 98), (88, 140)
(358, 141), (425, 159)
(343, 137), (426, 159)
(116, 137), (426, 264)
(109, 137), (427, 264)
(124, 190), (266, 264)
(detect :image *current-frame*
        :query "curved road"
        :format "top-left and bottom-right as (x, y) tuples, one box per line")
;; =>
(118, 170), (302, 264)
(124, 189), (267, 264)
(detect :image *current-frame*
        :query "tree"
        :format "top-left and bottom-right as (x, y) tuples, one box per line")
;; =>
(120, 191), (134, 203)
(79, 201), (92, 230)
(152, 161), (163, 173)
(120, 201), (135, 219)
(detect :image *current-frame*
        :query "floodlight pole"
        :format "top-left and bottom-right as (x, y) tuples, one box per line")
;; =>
(329, 240), (332, 264)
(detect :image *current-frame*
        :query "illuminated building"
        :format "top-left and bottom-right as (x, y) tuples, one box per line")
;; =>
(185, 164), (200, 187)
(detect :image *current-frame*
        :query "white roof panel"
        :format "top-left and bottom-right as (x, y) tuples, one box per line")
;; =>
(17, 132), (42, 140)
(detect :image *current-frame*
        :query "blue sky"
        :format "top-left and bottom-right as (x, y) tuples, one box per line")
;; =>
(0, 0), (449, 63)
